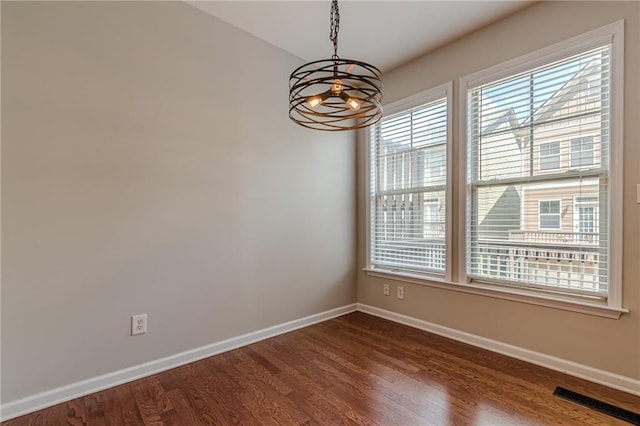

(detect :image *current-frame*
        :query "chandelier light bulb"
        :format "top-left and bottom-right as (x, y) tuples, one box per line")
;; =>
(307, 95), (324, 108)
(345, 97), (361, 111)
(339, 92), (361, 111)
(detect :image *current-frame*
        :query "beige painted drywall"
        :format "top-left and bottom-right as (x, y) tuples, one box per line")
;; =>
(1, 1), (356, 403)
(357, 1), (640, 381)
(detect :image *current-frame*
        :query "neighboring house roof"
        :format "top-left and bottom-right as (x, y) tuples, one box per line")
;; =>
(481, 107), (520, 136)
(520, 58), (601, 128)
(480, 58), (601, 144)
(480, 107), (525, 151)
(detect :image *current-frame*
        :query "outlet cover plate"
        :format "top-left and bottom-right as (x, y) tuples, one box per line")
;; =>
(131, 314), (147, 336)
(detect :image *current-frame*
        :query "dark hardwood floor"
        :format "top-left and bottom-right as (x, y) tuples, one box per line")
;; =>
(4, 312), (639, 425)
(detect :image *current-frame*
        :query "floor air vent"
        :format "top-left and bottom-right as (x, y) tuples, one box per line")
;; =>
(553, 387), (640, 425)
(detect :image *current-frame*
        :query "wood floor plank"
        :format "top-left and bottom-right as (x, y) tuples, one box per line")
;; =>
(189, 360), (261, 425)
(249, 344), (378, 426)
(83, 392), (106, 426)
(4, 312), (639, 425)
(99, 388), (125, 426)
(114, 384), (145, 426)
(164, 387), (205, 426)
(300, 325), (465, 424)
(268, 336), (382, 425)
(168, 365), (230, 425)
(217, 351), (310, 425)
(130, 380), (164, 426)
(65, 397), (88, 426)
(308, 321), (493, 422)
(271, 334), (432, 425)
(230, 347), (294, 396)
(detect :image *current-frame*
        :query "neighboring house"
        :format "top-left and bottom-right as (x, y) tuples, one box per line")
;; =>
(475, 57), (606, 292)
(519, 59), (603, 244)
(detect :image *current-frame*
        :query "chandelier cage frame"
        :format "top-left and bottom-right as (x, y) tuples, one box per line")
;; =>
(288, 0), (383, 131)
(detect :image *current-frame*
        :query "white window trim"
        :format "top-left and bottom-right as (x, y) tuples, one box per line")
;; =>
(365, 82), (454, 282)
(538, 200), (562, 230)
(456, 20), (625, 315)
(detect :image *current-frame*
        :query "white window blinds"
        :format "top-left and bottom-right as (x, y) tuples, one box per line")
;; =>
(371, 97), (447, 275)
(466, 45), (611, 298)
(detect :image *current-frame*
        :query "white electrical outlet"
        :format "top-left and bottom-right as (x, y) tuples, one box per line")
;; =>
(397, 286), (405, 300)
(131, 314), (147, 336)
(383, 283), (390, 296)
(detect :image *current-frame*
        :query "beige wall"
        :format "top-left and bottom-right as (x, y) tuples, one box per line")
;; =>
(1, 2), (356, 403)
(357, 1), (640, 380)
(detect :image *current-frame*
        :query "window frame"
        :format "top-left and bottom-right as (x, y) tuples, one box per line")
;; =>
(365, 82), (453, 282)
(539, 141), (562, 171)
(569, 136), (595, 168)
(457, 20), (624, 316)
(538, 200), (562, 230)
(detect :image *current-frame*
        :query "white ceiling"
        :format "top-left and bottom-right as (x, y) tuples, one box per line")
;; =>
(188, 1), (534, 72)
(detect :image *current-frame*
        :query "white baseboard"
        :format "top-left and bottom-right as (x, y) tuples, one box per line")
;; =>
(0, 303), (357, 422)
(357, 303), (640, 397)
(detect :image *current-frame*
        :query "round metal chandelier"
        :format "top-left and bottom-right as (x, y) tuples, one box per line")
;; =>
(289, 0), (383, 131)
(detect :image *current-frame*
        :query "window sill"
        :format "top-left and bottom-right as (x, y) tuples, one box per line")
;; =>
(363, 268), (628, 319)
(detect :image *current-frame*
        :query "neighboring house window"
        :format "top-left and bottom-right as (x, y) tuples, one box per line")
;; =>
(538, 200), (561, 229)
(539, 141), (561, 170)
(368, 83), (451, 277)
(570, 136), (594, 167)
(462, 21), (623, 311)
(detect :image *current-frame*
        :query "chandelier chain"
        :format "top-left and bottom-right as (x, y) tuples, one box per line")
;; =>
(329, 0), (340, 60)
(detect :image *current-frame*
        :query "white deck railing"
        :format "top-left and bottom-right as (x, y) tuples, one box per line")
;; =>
(508, 230), (599, 245)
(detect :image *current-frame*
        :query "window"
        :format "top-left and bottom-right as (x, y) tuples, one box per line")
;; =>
(462, 21), (623, 310)
(539, 142), (561, 170)
(368, 84), (451, 277)
(574, 196), (599, 243)
(366, 22), (623, 317)
(570, 136), (595, 167)
(539, 200), (561, 229)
